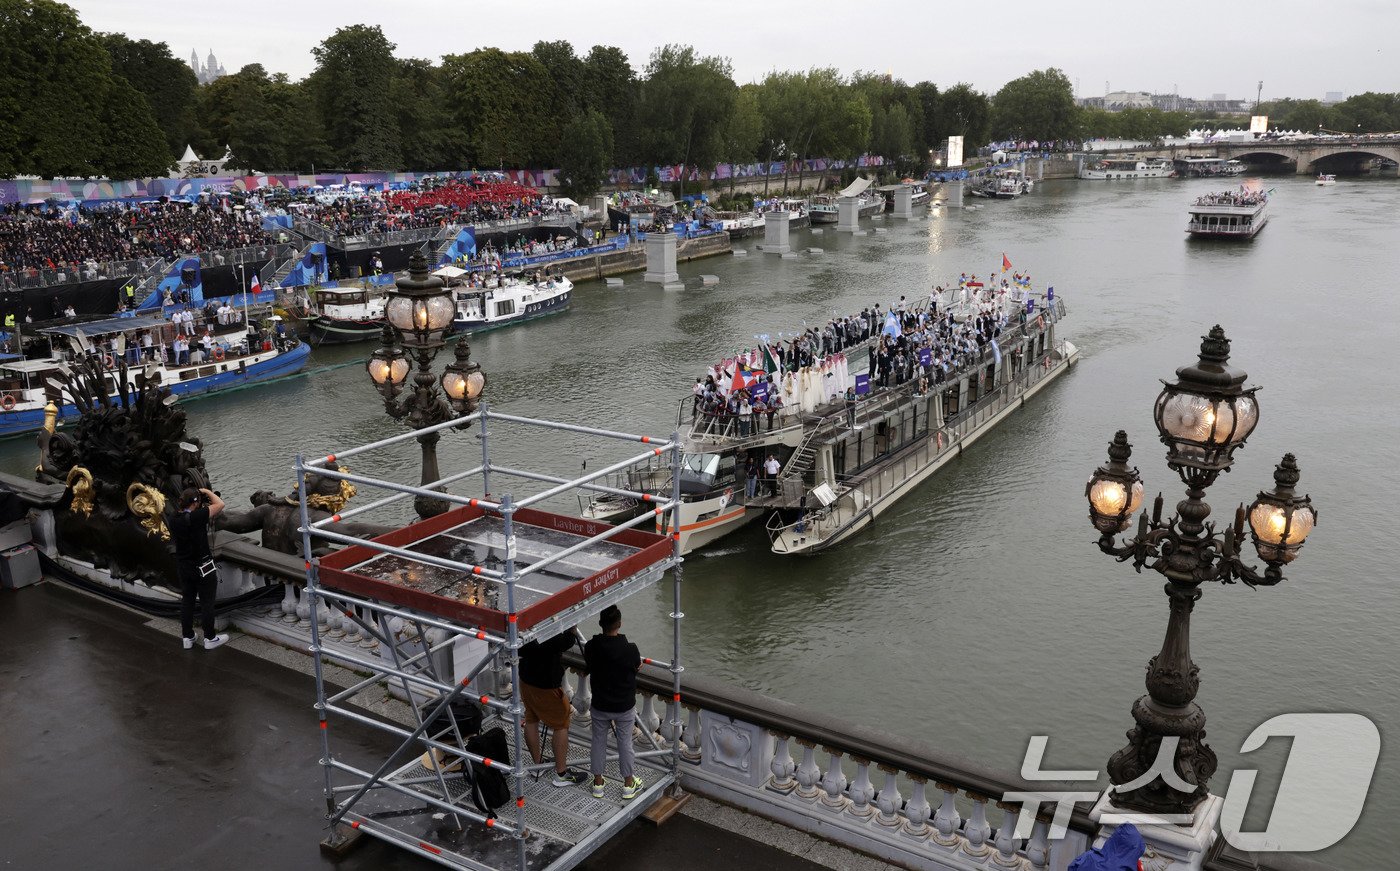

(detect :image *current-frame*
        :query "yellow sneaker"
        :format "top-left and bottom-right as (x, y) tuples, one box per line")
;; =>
(590, 780), (605, 799)
(621, 776), (643, 801)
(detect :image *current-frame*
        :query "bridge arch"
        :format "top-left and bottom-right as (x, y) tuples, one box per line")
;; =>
(1305, 148), (1400, 175)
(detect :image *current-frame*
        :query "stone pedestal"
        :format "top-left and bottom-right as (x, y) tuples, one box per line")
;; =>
(760, 211), (791, 254)
(945, 181), (964, 209)
(644, 231), (681, 286)
(1088, 792), (1223, 871)
(837, 197), (860, 232)
(892, 187), (913, 218)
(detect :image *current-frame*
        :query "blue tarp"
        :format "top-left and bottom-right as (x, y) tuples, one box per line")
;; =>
(1067, 824), (1144, 871)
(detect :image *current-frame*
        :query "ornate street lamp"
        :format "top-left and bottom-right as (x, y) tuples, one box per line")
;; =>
(1086, 326), (1317, 817)
(367, 251), (485, 518)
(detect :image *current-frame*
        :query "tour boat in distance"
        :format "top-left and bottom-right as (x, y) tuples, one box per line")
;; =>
(308, 284), (387, 345)
(1079, 157), (1175, 179)
(1316, 174), (1337, 186)
(0, 313), (310, 438)
(447, 270), (572, 334)
(1186, 189), (1269, 240)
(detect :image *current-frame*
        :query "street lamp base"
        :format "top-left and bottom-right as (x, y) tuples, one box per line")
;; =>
(1088, 792), (1222, 871)
(414, 493), (451, 519)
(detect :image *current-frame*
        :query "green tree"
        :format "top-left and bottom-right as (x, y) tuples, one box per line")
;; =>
(556, 109), (613, 199)
(912, 81), (941, 154)
(582, 45), (638, 166)
(0, 0), (139, 177)
(441, 48), (555, 168)
(636, 45), (735, 190)
(99, 32), (198, 159)
(99, 73), (175, 178)
(718, 85), (763, 192)
(1329, 92), (1400, 133)
(934, 83), (991, 150)
(194, 65), (315, 172)
(307, 25), (402, 170)
(391, 58), (461, 170)
(990, 68), (1079, 142)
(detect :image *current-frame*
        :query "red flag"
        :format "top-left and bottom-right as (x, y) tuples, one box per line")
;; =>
(1002, 253), (1012, 272)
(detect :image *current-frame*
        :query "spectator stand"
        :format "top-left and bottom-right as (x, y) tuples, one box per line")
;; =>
(298, 407), (686, 871)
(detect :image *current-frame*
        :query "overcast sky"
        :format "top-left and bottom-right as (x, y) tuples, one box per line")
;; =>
(70, 0), (1394, 101)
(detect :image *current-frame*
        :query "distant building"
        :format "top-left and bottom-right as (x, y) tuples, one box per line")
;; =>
(1076, 90), (1248, 115)
(189, 49), (228, 86)
(1324, 91), (1344, 105)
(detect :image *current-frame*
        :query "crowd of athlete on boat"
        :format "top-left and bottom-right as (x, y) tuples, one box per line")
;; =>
(690, 273), (1047, 435)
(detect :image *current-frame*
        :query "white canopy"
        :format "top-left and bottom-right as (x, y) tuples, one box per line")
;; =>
(433, 265), (467, 278)
(179, 144), (200, 163)
(552, 197), (580, 210)
(837, 176), (873, 198)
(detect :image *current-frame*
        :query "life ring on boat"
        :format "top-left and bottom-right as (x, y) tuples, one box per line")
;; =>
(212, 345), (225, 361)
(1035, 315), (1044, 331)
(1042, 356), (1051, 371)
(0, 394), (14, 412)
(102, 354), (114, 368)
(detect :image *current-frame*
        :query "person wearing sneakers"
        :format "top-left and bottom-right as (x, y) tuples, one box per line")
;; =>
(519, 628), (589, 787)
(170, 487), (229, 650)
(584, 605), (644, 800)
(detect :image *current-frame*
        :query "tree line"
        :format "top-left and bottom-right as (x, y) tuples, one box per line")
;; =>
(4, 2), (1396, 194)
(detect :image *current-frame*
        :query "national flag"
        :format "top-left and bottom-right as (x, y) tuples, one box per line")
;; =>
(249, 274), (262, 297)
(763, 345), (781, 374)
(1002, 253), (1012, 272)
(966, 280), (984, 289)
(991, 339), (1001, 366)
(730, 366), (749, 394)
(882, 311), (901, 339)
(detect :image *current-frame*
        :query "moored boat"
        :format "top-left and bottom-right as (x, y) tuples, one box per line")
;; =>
(448, 271), (572, 334)
(1080, 157), (1175, 179)
(0, 313), (310, 438)
(308, 284), (387, 345)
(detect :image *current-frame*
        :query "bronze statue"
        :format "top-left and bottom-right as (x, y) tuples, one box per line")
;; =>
(218, 467), (388, 556)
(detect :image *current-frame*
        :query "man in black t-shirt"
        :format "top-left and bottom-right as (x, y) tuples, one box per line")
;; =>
(584, 605), (643, 800)
(170, 487), (227, 650)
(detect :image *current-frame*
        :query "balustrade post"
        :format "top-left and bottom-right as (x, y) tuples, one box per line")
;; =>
(343, 606), (363, 645)
(768, 731), (796, 793)
(819, 747), (849, 811)
(961, 793), (993, 858)
(680, 705), (701, 761)
(874, 764), (903, 827)
(570, 668), (592, 721)
(902, 775), (931, 838)
(794, 739), (821, 800)
(639, 693), (661, 740)
(1025, 814), (1051, 870)
(294, 586), (310, 624)
(932, 782), (962, 846)
(992, 801), (1023, 868)
(845, 756), (876, 819)
(280, 583), (298, 623)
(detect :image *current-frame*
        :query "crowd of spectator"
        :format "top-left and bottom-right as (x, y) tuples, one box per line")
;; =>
(0, 201), (277, 289)
(280, 180), (566, 237)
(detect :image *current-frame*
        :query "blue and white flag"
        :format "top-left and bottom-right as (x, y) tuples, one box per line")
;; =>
(991, 339), (1001, 366)
(882, 311), (902, 339)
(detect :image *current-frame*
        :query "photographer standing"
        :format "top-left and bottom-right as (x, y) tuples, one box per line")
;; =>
(171, 488), (228, 650)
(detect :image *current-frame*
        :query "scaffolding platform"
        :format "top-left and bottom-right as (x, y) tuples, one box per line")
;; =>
(296, 408), (685, 871)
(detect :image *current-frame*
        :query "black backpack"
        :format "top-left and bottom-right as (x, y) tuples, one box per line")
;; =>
(464, 727), (512, 816)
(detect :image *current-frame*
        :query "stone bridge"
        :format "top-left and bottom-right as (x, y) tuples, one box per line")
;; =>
(1098, 136), (1400, 174)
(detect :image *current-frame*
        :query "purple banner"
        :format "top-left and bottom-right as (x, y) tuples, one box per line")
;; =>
(855, 374), (871, 395)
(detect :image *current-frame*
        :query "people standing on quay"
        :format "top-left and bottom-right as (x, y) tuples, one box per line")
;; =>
(171, 487), (228, 650)
(584, 605), (643, 800)
(519, 628), (590, 787)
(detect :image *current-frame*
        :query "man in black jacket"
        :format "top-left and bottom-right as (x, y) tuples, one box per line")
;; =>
(584, 605), (643, 800)
(519, 629), (589, 787)
(170, 487), (227, 651)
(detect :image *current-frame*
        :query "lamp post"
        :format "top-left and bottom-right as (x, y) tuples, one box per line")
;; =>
(366, 251), (486, 518)
(1085, 326), (1317, 817)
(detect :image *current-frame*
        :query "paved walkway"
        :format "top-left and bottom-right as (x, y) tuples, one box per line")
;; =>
(0, 582), (862, 871)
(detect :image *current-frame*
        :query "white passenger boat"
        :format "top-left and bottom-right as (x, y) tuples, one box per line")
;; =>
(1186, 189), (1269, 240)
(1080, 157), (1175, 179)
(449, 272), (572, 334)
(308, 285), (388, 345)
(1316, 174), (1337, 186)
(0, 313), (310, 438)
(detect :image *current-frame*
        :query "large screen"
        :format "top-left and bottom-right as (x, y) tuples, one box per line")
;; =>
(947, 135), (964, 168)
(1249, 115), (1269, 134)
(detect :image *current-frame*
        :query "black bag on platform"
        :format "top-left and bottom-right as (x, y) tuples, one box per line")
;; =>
(464, 727), (512, 816)
(421, 698), (484, 741)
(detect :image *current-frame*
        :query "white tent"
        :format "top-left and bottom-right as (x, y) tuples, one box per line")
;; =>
(432, 265), (468, 279)
(991, 150), (1008, 162)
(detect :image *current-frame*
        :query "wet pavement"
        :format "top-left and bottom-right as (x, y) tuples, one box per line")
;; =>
(0, 581), (844, 871)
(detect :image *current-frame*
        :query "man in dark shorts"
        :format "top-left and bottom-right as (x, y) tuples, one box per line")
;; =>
(519, 628), (588, 787)
(170, 487), (228, 650)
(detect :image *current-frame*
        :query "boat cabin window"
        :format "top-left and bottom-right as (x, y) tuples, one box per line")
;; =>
(680, 452), (721, 494)
(494, 299), (516, 318)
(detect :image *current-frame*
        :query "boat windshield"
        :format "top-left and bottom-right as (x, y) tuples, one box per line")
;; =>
(679, 452), (721, 492)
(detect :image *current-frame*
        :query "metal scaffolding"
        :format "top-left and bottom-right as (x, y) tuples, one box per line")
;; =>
(296, 406), (685, 871)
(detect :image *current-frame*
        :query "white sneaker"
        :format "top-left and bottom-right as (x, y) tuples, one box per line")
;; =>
(182, 637), (194, 650)
(203, 633), (229, 650)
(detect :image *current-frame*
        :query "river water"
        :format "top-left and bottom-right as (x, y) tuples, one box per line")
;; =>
(4, 176), (1394, 865)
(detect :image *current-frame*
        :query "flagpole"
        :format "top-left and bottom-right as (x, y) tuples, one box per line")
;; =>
(241, 263), (251, 332)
